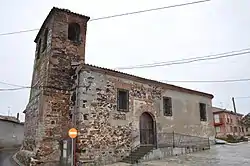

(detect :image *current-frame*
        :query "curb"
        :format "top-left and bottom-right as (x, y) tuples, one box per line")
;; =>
(226, 141), (248, 146)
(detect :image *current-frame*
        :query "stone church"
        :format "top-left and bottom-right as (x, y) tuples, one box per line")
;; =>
(16, 7), (215, 166)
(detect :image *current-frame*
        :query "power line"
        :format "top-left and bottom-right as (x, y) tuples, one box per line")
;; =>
(162, 78), (250, 83)
(0, 87), (29, 91)
(90, 0), (211, 21)
(1, 78), (250, 92)
(0, 85), (72, 91)
(0, 29), (39, 36)
(116, 50), (250, 70)
(235, 96), (250, 99)
(0, 81), (29, 88)
(0, 0), (211, 36)
(120, 48), (250, 67)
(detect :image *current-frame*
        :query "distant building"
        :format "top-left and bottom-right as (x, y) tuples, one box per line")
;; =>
(212, 107), (248, 138)
(0, 114), (24, 148)
(241, 113), (250, 136)
(17, 7), (215, 166)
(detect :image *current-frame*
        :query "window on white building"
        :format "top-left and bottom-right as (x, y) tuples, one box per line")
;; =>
(215, 126), (221, 133)
(214, 114), (220, 123)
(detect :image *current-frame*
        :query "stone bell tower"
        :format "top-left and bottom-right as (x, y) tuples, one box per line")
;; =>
(20, 7), (90, 165)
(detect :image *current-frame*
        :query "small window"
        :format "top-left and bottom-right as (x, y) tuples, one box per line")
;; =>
(42, 28), (48, 52)
(36, 39), (41, 59)
(163, 97), (172, 116)
(215, 126), (220, 133)
(246, 127), (248, 132)
(214, 114), (220, 123)
(117, 89), (129, 111)
(234, 126), (237, 132)
(68, 23), (80, 42)
(199, 103), (207, 121)
(83, 114), (88, 120)
(230, 126), (233, 132)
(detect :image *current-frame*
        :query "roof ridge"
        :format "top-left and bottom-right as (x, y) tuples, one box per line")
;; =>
(83, 63), (214, 98)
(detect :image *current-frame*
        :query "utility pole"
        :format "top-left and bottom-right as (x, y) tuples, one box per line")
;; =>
(232, 97), (237, 114)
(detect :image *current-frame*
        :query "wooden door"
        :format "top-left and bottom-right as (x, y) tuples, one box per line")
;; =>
(139, 112), (155, 145)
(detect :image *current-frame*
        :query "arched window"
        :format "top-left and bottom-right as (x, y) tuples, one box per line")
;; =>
(42, 28), (48, 52)
(68, 23), (80, 42)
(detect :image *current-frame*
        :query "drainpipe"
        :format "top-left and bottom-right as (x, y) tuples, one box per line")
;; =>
(172, 131), (175, 148)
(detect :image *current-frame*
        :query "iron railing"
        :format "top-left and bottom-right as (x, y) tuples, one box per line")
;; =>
(157, 131), (210, 149)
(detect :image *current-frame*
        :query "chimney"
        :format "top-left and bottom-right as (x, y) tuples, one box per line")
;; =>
(17, 113), (19, 120)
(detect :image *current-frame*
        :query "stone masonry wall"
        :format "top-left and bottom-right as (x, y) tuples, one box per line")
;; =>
(22, 32), (51, 153)
(20, 9), (90, 166)
(33, 10), (89, 164)
(76, 68), (214, 165)
(75, 70), (133, 165)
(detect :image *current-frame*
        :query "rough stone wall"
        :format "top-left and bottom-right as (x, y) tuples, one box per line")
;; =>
(76, 68), (215, 165)
(33, 10), (89, 164)
(75, 70), (133, 165)
(21, 9), (89, 166)
(22, 27), (51, 153)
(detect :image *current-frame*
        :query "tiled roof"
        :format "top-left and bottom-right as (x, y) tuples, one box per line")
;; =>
(212, 107), (244, 116)
(34, 7), (90, 42)
(0, 115), (23, 125)
(82, 64), (214, 98)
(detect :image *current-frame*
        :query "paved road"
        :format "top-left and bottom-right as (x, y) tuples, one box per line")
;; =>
(0, 149), (18, 166)
(143, 142), (250, 166)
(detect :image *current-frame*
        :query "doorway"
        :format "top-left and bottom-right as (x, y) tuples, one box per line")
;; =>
(139, 112), (156, 145)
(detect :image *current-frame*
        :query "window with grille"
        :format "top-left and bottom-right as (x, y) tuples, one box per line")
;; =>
(163, 97), (172, 116)
(199, 103), (207, 121)
(117, 89), (129, 111)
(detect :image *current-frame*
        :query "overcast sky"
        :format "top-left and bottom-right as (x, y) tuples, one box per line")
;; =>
(0, 0), (250, 122)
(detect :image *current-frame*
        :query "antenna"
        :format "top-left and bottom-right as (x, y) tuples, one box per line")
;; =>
(8, 107), (11, 116)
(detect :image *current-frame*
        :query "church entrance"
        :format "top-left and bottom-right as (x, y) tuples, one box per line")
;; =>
(139, 112), (156, 145)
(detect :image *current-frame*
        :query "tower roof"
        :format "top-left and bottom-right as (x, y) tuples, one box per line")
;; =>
(34, 7), (90, 43)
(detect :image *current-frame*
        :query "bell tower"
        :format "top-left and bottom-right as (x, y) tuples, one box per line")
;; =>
(22, 7), (90, 165)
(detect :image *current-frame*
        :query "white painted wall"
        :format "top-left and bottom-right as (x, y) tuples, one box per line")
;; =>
(0, 120), (24, 148)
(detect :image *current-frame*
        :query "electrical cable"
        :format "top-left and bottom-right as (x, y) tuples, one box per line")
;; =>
(117, 48), (250, 68)
(0, 0), (211, 36)
(1, 78), (250, 91)
(115, 50), (250, 70)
